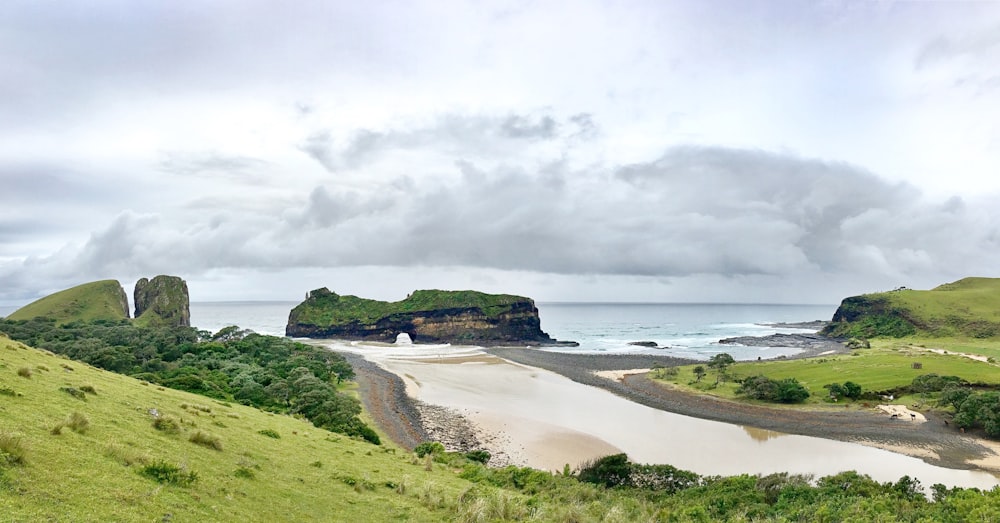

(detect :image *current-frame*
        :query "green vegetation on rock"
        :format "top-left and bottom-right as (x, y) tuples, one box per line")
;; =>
(6, 280), (129, 325)
(290, 288), (527, 327)
(823, 277), (1000, 339)
(133, 275), (191, 328)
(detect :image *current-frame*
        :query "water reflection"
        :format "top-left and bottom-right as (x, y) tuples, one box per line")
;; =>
(742, 426), (787, 443)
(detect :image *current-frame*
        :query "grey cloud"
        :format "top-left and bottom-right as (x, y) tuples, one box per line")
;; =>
(301, 112), (591, 171)
(298, 131), (338, 172)
(500, 115), (557, 139)
(916, 25), (1000, 70)
(4, 146), (998, 302)
(159, 151), (269, 181)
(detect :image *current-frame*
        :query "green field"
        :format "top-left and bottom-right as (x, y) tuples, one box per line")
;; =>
(0, 334), (471, 522)
(655, 343), (1000, 408)
(6, 280), (130, 325)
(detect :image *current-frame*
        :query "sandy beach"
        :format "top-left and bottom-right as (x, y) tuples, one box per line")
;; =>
(337, 342), (1000, 488)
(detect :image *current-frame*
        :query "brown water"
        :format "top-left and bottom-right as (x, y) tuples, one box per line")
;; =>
(338, 342), (1000, 489)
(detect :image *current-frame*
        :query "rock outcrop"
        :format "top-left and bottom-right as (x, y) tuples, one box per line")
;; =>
(133, 275), (191, 327)
(286, 288), (572, 346)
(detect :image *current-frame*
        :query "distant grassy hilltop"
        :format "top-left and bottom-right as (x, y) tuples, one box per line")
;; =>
(822, 277), (1000, 339)
(5, 280), (129, 325)
(286, 288), (561, 345)
(6, 276), (190, 328)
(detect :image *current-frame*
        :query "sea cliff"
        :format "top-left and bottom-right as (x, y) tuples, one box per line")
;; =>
(286, 288), (570, 345)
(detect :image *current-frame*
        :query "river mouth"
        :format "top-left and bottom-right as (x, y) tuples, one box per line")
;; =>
(331, 340), (1000, 490)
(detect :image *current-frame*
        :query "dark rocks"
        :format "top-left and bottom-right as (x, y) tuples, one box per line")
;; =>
(718, 333), (845, 353)
(628, 341), (659, 348)
(758, 320), (829, 330)
(134, 275), (191, 327)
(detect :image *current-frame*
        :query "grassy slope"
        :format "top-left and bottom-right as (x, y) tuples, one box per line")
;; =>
(6, 281), (129, 325)
(0, 335), (473, 522)
(658, 345), (1000, 408)
(290, 289), (527, 327)
(828, 277), (1000, 339)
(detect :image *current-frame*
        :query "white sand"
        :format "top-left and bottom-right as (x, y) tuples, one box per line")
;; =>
(593, 368), (651, 382)
(877, 404), (927, 422)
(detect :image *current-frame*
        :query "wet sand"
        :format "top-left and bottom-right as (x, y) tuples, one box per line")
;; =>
(338, 342), (1000, 486)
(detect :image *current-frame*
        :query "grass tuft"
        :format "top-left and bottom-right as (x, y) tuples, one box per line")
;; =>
(0, 432), (27, 466)
(152, 416), (180, 434)
(16, 367), (32, 378)
(59, 387), (87, 400)
(141, 460), (198, 487)
(257, 429), (280, 439)
(189, 430), (223, 451)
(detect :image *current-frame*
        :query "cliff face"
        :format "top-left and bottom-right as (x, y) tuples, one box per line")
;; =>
(286, 288), (561, 345)
(821, 295), (918, 338)
(133, 275), (191, 327)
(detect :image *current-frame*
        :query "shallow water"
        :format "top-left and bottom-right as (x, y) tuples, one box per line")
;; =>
(333, 340), (1000, 490)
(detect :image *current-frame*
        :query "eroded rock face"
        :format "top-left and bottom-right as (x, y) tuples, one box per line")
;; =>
(134, 275), (191, 327)
(286, 288), (566, 345)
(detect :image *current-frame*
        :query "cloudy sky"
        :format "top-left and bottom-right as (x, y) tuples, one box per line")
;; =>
(2, 0), (999, 305)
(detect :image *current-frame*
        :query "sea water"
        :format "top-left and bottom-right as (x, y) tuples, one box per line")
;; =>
(184, 301), (835, 361)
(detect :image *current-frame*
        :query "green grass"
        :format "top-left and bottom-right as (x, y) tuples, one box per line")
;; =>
(655, 344), (1000, 408)
(289, 287), (530, 327)
(0, 335), (475, 522)
(825, 277), (1000, 339)
(5, 280), (130, 325)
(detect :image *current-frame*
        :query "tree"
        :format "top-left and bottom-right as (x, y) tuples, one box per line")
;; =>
(708, 353), (735, 372)
(693, 366), (706, 382)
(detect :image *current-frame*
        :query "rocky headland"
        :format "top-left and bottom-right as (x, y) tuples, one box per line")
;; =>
(134, 275), (191, 327)
(286, 288), (574, 346)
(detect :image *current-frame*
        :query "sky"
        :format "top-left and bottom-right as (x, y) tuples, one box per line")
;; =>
(2, 0), (999, 306)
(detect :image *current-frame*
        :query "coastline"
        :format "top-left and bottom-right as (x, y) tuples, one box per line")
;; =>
(486, 347), (1000, 473)
(339, 339), (1000, 479)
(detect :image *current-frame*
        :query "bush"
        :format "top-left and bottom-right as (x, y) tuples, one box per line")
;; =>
(79, 385), (97, 394)
(737, 375), (810, 403)
(465, 450), (491, 464)
(257, 429), (280, 439)
(141, 460), (197, 486)
(189, 431), (223, 451)
(577, 453), (632, 488)
(16, 367), (31, 378)
(414, 441), (445, 458)
(65, 412), (90, 434)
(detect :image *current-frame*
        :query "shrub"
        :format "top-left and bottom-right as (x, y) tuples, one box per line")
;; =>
(414, 441), (445, 458)
(737, 375), (810, 403)
(16, 367), (31, 378)
(152, 416), (180, 434)
(189, 431), (223, 451)
(80, 385), (97, 394)
(465, 450), (491, 464)
(141, 460), (197, 486)
(0, 432), (27, 466)
(577, 453), (632, 488)
(257, 429), (280, 439)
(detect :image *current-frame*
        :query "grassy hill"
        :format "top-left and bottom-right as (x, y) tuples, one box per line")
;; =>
(5, 280), (129, 325)
(823, 277), (1000, 339)
(0, 334), (470, 522)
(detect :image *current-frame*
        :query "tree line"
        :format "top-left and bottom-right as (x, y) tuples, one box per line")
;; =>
(0, 318), (378, 443)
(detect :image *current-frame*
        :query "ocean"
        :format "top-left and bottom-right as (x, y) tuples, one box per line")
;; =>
(0, 301), (835, 361)
(184, 301), (835, 361)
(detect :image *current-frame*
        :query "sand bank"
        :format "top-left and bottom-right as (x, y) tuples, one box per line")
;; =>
(334, 342), (1000, 488)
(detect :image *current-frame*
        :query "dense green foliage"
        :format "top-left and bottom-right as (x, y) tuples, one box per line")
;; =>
(824, 381), (863, 401)
(288, 287), (529, 327)
(0, 318), (377, 443)
(6, 280), (129, 325)
(736, 375), (811, 403)
(453, 452), (1000, 522)
(824, 278), (1000, 339)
